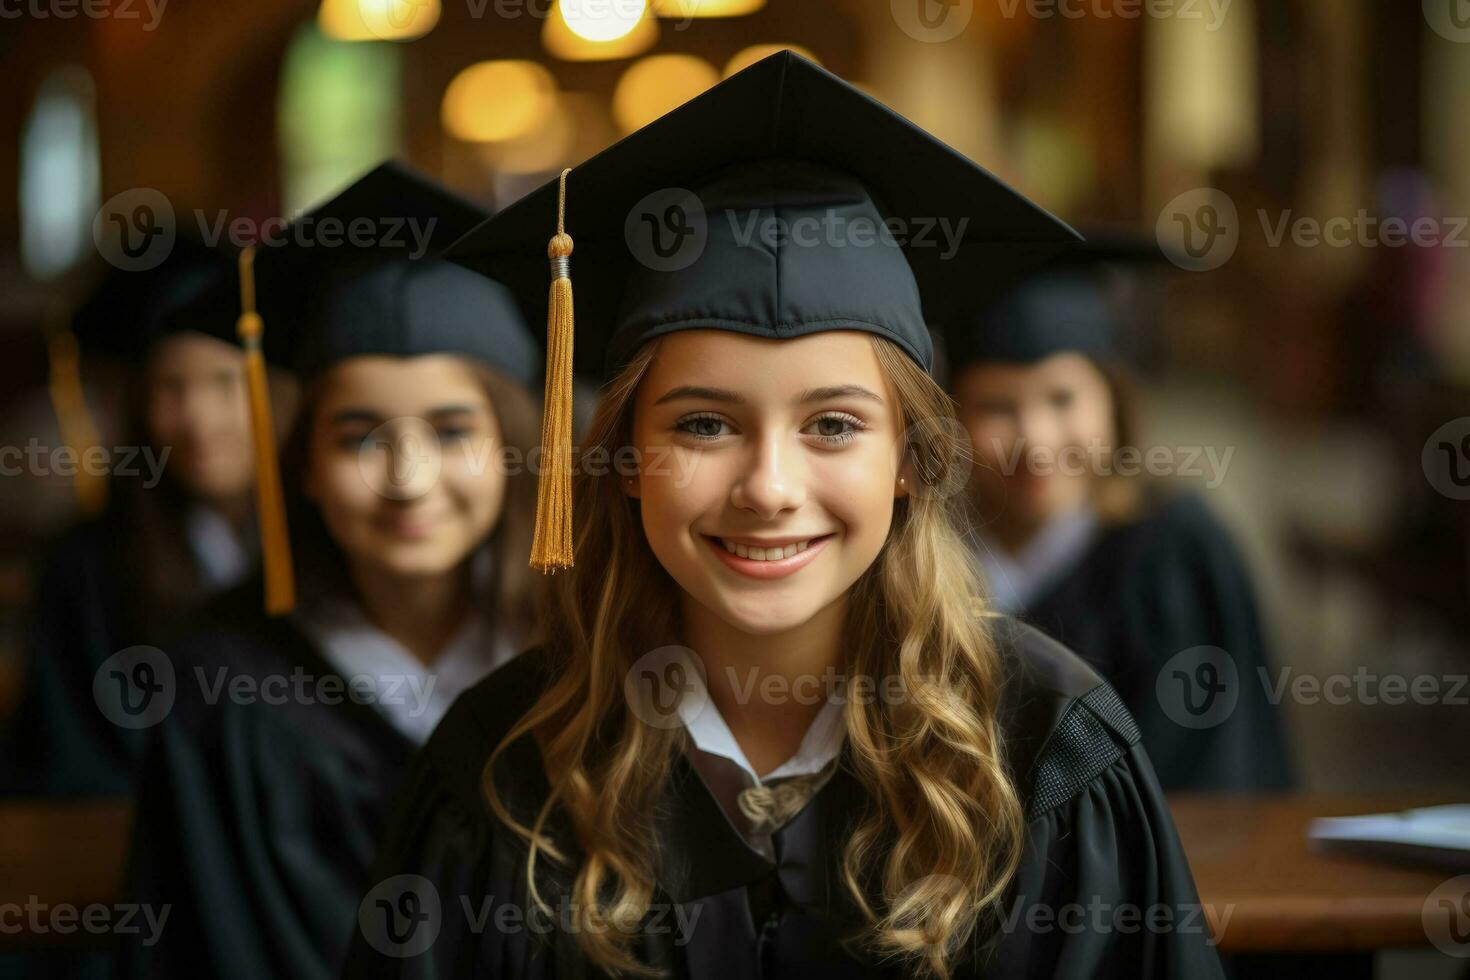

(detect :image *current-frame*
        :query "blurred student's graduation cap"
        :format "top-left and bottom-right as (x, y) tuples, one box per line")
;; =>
(941, 231), (1174, 372)
(446, 49), (1080, 570)
(171, 160), (539, 616)
(51, 237), (236, 516)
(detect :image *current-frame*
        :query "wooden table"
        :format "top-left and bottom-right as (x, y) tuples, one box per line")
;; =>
(1169, 794), (1462, 954)
(0, 799), (132, 950)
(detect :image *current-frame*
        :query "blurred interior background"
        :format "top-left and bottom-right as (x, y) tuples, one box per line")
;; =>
(0, 0), (1466, 892)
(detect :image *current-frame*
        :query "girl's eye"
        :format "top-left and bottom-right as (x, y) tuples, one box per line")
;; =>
(436, 426), (473, 443)
(675, 413), (731, 440)
(804, 412), (865, 445)
(335, 432), (374, 451)
(1049, 389), (1076, 411)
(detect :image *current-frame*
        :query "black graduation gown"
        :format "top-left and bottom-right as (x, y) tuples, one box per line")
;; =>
(2, 516), (147, 797)
(1020, 492), (1294, 792)
(121, 584), (418, 980)
(341, 620), (1225, 979)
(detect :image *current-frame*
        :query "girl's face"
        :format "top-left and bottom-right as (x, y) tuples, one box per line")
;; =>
(952, 352), (1116, 526)
(629, 330), (907, 636)
(305, 355), (506, 581)
(146, 332), (254, 505)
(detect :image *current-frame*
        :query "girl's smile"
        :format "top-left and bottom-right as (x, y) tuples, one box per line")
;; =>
(702, 532), (836, 579)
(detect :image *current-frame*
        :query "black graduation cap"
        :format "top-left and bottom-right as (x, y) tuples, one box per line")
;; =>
(71, 235), (235, 359)
(942, 231), (1173, 371)
(176, 161), (540, 617)
(445, 49), (1079, 571)
(165, 160), (538, 387)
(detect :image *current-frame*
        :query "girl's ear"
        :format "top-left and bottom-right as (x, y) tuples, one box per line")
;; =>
(621, 473), (641, 499)
(895, 459), (913, 499)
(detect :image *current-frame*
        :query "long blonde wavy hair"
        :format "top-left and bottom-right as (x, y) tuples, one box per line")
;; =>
(486, 334), (1024, 978)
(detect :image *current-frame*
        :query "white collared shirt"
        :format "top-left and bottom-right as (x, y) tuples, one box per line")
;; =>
(294, 599), (515, 745)
(184, 506), (252, 591)
(972, 504), (1100, 615)
(676, 667), (847, 854)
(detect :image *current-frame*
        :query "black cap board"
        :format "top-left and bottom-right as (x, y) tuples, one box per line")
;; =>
(447, 49), (1081, 380)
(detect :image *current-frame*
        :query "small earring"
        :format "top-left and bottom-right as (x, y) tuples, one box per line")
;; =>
(899, 477), (907, 487)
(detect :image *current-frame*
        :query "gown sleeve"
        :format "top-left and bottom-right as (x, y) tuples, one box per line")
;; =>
(341, 656), (559, 980)
(985, 678), (1227, 979)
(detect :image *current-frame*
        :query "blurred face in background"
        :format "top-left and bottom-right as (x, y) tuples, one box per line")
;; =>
(305, 355), (507, 583)
(953, 353), (1116, 536)
(145, 332), (255, 506)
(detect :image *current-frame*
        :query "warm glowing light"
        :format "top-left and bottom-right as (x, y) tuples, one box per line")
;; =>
(560, 0), (645, 41)
(723, 44), (819, 78)
(613, 55), (719, 133)
(543, 0), (658, 60)
(318, 0), (440, 42)
(652, 0), (764, 18)
(442, 61), (558, 143)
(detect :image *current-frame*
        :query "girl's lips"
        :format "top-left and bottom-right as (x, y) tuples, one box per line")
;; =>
(703, 533), (833, 580)
(377, 514), (442, 540)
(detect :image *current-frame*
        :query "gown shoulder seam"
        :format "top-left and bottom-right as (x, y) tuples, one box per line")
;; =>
(1025, 683), (1142, 819)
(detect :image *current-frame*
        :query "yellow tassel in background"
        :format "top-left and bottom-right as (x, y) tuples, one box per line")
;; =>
(530, 168), (576, 572)
(235, 246), (296, 615)
(46, 328), (108, 518)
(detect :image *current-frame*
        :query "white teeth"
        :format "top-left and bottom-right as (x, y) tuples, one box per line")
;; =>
(720, 538), (818, 561)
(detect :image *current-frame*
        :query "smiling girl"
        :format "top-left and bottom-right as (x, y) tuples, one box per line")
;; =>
(346, 55), (1223, 979)
(124, 165), (542, 980)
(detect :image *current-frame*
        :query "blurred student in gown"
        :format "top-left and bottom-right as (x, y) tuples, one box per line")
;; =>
(944, 241), (1293, 792)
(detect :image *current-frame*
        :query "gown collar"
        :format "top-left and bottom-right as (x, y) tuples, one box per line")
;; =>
(972, 503), (1100, 614)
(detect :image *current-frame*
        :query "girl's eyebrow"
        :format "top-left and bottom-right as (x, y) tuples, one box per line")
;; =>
(328, 404), (483, 425)
(652, 384), (884, 407)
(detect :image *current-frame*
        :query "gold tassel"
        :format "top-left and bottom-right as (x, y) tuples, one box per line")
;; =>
(530, 168), (576, 572)
(46, 329), (108, 518)
(236, 246), (296, 615)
